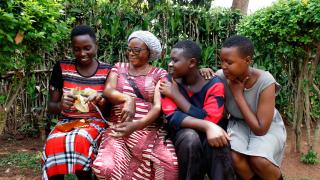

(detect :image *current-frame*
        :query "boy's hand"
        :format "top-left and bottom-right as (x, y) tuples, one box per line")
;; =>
(159, 79), (179, 99)
(205, 122), (230, 147)
(199, 68), (215, 80)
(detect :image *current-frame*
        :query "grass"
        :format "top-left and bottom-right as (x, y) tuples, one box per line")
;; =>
(0, 151), (42, 171)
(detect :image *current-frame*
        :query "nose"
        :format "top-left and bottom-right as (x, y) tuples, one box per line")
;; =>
(168, 60), (174, 67)
(221, 62), (227, 70)
(80, 50), (86, 57)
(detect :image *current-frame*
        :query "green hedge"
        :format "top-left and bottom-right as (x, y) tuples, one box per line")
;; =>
(63, 1), (241, 70)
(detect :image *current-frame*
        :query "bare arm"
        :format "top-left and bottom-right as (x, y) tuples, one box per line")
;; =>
(110, 81), (163, 137)
(181, 116), (230, 147)
(103, 71), (132, 104)
(104, 71), (135, 122)
(47, 86), (62, 114)
(233, 84), (275, 136)
(138, 81), (162, 127)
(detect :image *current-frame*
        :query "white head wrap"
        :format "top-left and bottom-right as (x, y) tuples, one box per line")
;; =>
(128, 30), (162, 61)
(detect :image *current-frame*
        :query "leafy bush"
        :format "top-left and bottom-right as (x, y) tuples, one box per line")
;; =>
(63, 0), (241, 69)
(0, 0), (72, 74)
(236, 0), (320, 151)
(300, 150), (319, 164)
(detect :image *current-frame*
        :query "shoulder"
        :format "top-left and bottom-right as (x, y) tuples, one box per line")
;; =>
(98, 61), (112, 70)
(203, 76), (225, 95)
(215, 69), (227, 82)
(256, 69), (281, 95)
(59, 59), (75, 65)
(111, 62), (128, 73)
(150, 66), (168, 79)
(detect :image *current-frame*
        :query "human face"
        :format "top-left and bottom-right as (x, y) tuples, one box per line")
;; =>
(168, 48), (190, 79)
(220, 47), (250, 81)
(72, 34), (97, 66)
(127, 38), (150, 67)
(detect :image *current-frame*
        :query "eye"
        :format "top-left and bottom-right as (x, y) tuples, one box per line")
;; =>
(84, 46), (92, 51)
(132, 48), (142, 53)
(170, 58), (177, 63)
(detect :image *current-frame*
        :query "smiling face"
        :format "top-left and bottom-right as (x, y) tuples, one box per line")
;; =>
(126, 38), (150, 67)
(72, 34), (97, 66)
(220, 46), (251, 81)
(168, 48), (191, 79)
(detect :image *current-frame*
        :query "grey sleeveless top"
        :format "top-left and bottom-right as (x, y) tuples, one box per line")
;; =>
(216, 69), (281, 119)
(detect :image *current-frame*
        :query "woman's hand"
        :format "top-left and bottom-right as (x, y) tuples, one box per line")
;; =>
(199, 68), (215, 80)
(61, 94), (76, 111)
(109, 121), (142, 137)
(205, 122), (230, 147)
(87, 93), (105, 107)
(159, 79), (179, 99)
(121, 96), (135, 122)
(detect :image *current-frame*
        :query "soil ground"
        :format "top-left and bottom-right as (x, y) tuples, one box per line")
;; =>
(0, 125), (319, 180)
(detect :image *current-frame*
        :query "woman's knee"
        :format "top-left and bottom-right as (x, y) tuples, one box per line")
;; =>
(231, 151), (246, 164)
(248, 156), (276, 173)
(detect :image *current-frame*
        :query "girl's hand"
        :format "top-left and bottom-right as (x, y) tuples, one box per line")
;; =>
(199, 68), (215, 80)
(159, 79), (179, 99)
(61, 94), (76, 111)
(121, 96), (135, 122)
(205, 123), (230, 147)
(109, 121), (141, 137)
(228, 77), (249, 97)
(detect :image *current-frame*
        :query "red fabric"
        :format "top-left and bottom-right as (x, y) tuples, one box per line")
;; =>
(42, 60), (111, 179)
(92, 63), (178, 180)
(203, 83), (224, 123)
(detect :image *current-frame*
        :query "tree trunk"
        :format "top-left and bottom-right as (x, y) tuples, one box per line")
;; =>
(293, 59), (308, 152)
(0, 80), (24, 134)
(313, 83), (320, 150)
(231, 0), (249, 15)
(304, 77), (311, 149)
(304, 48), (312, 150)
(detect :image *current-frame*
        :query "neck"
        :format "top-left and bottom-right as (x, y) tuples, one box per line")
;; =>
(239, 67), (251, 82)
(182, 69), (203, 86)
(129, 63), (151, 76)
(130, 62), (150, 71)
(77, 59), (96, 69)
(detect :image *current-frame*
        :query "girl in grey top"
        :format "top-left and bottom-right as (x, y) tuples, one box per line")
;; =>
(213, 35), (286, 180)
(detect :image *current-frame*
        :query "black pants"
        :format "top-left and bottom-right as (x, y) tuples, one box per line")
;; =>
(173, 128), (236, 180)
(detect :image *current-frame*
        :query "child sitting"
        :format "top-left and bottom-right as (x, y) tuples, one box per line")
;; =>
(160, 40), (236, 180)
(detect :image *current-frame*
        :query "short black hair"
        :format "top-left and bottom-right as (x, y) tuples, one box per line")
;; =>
(222, 35), (254, 58)
(70, 25), (96, 41)
(173, 40), (202, 63)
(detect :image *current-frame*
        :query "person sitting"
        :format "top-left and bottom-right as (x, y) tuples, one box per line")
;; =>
(41, 25), (112, 180)
(160, 40), (236, 180)
(92, 30), (178, 180)
(209, 35), (286, 180)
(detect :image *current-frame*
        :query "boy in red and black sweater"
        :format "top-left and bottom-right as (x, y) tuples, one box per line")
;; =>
(160, 40), (235, 180)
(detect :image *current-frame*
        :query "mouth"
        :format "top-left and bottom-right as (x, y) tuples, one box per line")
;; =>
(168, 68), (174, 74)
(79, 58), (89, 62)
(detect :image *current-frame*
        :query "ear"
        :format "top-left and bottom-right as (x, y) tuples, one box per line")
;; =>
(189, 58), (197, 68)
(245, 56), (252, 65)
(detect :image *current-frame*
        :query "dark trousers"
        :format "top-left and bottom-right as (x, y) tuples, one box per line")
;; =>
(173, 128), (236, 180)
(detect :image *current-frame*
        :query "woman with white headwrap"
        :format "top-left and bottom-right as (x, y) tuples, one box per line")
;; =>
(92, 31), (179, 180)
